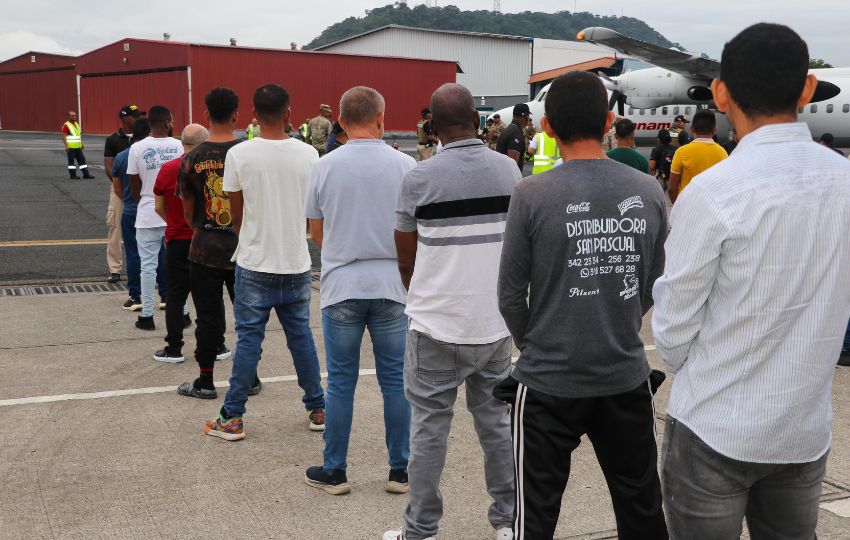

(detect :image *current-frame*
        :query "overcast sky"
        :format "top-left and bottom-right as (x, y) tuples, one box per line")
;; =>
(2, 0), (848, 65)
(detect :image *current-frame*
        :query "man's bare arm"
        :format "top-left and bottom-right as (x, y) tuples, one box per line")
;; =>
(309, 219), (324, 249)
(181, 191), (195, 229)
(130, 174), (142, 202)
(154, 195), (168, 222)
(104, 157), (115, 182)
(226, 191), (244, 235)
(394, 230), (418, 291)
(668, 172), (682, 204)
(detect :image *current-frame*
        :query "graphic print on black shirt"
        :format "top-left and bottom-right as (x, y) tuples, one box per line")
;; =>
(178, 140), (242, 270)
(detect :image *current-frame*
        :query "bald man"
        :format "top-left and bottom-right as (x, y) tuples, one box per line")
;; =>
(384, 83), (521, 540)
(151, 123), (208, 363)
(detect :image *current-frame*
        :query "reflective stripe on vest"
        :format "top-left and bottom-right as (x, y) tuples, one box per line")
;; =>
(64, 121), (82, 148)
(532, 132), (559, 174)
(247, 125), (255, 139)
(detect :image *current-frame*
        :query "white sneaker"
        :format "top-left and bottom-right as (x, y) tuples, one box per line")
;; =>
(382, 530), (435, 540)
(495, 527), (513, 540)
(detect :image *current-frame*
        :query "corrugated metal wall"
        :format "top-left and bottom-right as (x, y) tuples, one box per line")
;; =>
(189, 46), (457, 132)
(80, 70), (190, 135)
(318, 27), (532, 99)
(0, 68), (77, 131)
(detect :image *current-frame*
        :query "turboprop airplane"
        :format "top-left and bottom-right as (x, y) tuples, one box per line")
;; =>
(491, 27), (850, 146)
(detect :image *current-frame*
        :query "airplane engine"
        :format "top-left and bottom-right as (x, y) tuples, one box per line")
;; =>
(617, 68), (713, 108)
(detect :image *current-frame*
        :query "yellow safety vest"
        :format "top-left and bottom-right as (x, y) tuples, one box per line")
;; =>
(299, 123), (310, 141)
(247, 124), (261, 139)
(64, 121), (82, 149)
(532, 132), (560, 174)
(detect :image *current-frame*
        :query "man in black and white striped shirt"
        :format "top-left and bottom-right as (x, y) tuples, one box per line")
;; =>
(653, 23), (850, 538)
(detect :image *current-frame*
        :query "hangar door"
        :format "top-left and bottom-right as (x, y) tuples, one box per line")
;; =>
(81, 69), (189, 134)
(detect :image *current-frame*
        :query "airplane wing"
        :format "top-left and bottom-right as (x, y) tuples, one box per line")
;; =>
(578, 27), (718, 80)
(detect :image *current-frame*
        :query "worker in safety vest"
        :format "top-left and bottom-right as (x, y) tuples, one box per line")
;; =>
(527, 127), (561, 175)
(246, 118), (261, 139)
(298, 118), (311, 143)
(416, 107), (438, 161)
(62, 110), (94, 179)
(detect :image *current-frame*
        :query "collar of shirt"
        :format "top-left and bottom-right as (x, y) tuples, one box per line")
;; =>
(735, 122), (812, 152)
(693, 138), (716, 144)
(442, 138), (485, 150)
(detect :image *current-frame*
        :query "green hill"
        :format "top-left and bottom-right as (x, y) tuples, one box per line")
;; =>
(305, 3), (681, 50)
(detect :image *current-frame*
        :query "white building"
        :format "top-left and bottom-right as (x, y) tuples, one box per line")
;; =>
(313, 25), (619, 111)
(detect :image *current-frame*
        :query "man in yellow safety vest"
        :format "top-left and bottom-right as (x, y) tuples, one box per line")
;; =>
(246, 118), (261, 139)
(62, 110), (94, 179)
(527, 127), (561, 174)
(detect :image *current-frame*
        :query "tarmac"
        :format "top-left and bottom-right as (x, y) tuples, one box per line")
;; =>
(1, 131), (849, 539)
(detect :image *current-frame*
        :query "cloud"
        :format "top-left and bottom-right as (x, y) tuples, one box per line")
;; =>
(0, 30), (78, 61)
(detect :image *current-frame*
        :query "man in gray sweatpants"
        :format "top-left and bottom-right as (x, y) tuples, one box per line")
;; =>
(383, 83), (522, 540)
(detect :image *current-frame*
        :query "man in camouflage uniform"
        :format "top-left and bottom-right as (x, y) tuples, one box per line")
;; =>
(309, 104), (333, 156)
(602, 114), (629, 151)
(668, 114), (689, 147)
(488, 113), (506, 150)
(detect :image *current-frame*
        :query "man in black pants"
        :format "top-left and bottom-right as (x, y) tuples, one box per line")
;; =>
(497, 71), (668, 539)
(177, 87), (258, 399)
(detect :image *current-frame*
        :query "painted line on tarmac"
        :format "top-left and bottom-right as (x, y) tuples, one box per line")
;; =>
(0, 346), (659, 408)
(0, 238), (108, 248)
(821, 497), (850, 517)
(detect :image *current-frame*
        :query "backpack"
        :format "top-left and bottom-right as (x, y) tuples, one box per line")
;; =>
(658, 145), (676, 179)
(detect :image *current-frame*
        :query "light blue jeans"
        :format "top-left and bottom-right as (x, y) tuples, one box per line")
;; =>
(322, 299), (410, 472)
(135, 226), (166, 317)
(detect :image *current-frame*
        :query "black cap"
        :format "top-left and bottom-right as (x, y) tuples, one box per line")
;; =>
(513, 103), (531, 117)
(119, 104), (145, 118)
(673, 114), (689, 123)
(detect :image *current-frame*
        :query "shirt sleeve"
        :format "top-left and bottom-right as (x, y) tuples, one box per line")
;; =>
(641, 155), (651, 174)
(395, 173), (418, 233)
(304, 165), (324, 220)
(498, 186), (532, 347)
(153, 164), (168, 196)
(111, 154), (123, 178)
(126, 145), (139, 175)
(649, 147), (660, 163)
(177, 153), (193, 199)
(527, 134), (539, 153)
(652, 186), (728, 374)
(103, 137), (115, 158)
(670, 147), (683, 175)
(506, 128), (526, 154)
(222, 151), (241, 192)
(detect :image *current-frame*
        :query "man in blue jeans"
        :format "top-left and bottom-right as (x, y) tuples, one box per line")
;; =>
(302, 86), (415, 495)
(204, 84), (325, 441)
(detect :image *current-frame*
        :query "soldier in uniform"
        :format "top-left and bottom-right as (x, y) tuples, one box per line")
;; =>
(488, 113), (506, 150)
(669, 114), (689, 147)
(602, 114), (626, 151)
(416, 107), (437, 161)
(308, 104), (333, 156)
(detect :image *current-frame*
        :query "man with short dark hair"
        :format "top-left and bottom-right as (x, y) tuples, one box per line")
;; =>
(416, 107), (437, 161)
(304, 86), (415, 496)
(498, 71), (668, 539)
(384, 83), (520, 540)
(668, 109), (728, 203)
(606, 118), (650, 173)
(653, 23), (850, 538)
(204, 84), (325, 440)
(496, 103), (531, 172)
(649, 129), (676, 188)
(128, 105), (183, 330)
(819, 132), (845, 156)
(176, 88), (247, 398)
(722, 128), (739, 154)
(104, 104), (144, 284)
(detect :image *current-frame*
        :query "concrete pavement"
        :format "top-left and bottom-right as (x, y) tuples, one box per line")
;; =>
(1, 285), (849, 539)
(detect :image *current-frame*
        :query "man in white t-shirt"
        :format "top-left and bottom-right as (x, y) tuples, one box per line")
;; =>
(204, 84), (326, 442)
(128, 105), (183, 330)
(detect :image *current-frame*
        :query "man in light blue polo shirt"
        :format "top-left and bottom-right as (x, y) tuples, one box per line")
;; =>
(303, 86), (416, 496)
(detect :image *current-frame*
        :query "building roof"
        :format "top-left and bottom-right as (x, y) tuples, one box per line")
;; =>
(0, 51), (76, 73)
(528, 57), (616, 84)
(313, 24), (532, 50)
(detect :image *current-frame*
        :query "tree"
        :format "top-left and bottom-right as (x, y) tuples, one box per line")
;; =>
(809, 58), (833, 69)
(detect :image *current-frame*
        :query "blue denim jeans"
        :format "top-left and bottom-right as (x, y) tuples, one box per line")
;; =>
(224, 266), (325, 417)
(135, 226), (167, 317)
(322, 298), (410, 472)
(121, 211), (141, 299)
(843, 317), (850, 351)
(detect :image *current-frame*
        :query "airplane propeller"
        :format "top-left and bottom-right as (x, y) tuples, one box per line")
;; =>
(599, 73), (627, 115)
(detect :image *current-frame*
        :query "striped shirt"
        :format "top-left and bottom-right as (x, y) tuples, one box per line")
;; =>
(396, 138), (522, 344)
(653, 122), (850, 463)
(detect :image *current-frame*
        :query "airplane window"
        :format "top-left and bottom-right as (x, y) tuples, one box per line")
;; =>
(685, 106), (692, 114)
(640, 109), (645, 116)
(673, 106), (680, 115)
(827, 104), (834, 113)
(798, 107), (804, 114)
(628, 107), (634, 115)
(810, 104), (817, 113)
(651, 108), (657, 115)
(661, 107), (668, 115)
(844, 104), (850, 113)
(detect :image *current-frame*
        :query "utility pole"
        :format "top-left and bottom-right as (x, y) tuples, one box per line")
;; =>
(493, 0), (501, 12)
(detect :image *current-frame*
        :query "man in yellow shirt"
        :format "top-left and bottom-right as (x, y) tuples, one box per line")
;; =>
(668, 110), (728, 203)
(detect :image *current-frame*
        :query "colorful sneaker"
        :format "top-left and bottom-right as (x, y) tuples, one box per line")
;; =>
(204, 410), (245, 441)
(495, 527), (514, 540)
(153, 347), (184, 363)
(304, 465), (350, 495)
(215, 345), (232, 361)
(382, 530), (434, 540)
(385, 468), (409, 494)
(308, 408), (325, 432)
(123, 297), (142, 311)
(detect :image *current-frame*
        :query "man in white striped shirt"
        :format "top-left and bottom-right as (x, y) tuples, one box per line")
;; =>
(652, 24), (850, 538)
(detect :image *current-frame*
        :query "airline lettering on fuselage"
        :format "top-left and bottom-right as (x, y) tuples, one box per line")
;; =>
(633, 122), (672, 131)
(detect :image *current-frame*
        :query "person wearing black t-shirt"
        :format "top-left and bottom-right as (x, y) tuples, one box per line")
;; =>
(496, 103), (532, 172)
(649, 129), (677, 189)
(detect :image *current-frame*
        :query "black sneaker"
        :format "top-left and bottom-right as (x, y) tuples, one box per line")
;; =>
(183, 314), (193, 328)
(107, 273), (120, 284)
(153, 347), (184, 363)
(247, 376), (262, 396)
(135, 316), (155, 331)
(304, 466), (350, 495)
(385, 468), (409, 494)
(839, 351), (850, 367)
(123, 297), (142, 311)
(215, 345), (232, 361)
(177, 379), (217, 399)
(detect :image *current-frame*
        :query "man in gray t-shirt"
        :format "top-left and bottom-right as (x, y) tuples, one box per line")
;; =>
(303, 87), (415, 497)
(497, 72), (668, 539)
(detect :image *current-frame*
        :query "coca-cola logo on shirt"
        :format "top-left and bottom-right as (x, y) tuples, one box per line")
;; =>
(566, 202), (591, 214)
